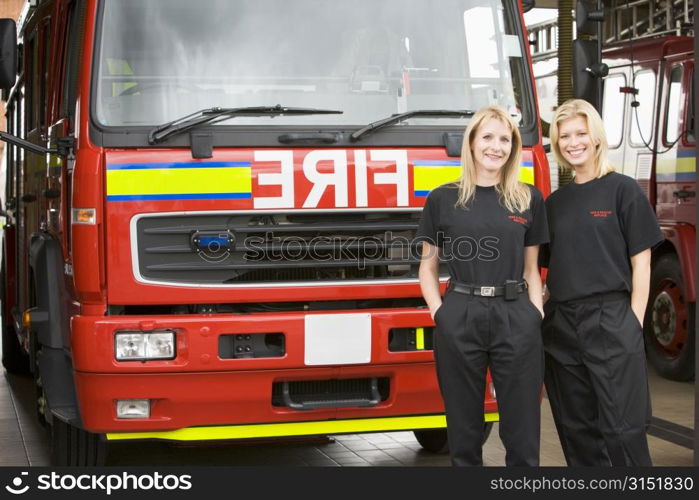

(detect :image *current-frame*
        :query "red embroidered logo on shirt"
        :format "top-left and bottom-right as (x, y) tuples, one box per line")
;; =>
(508, 215), (528, 225)
(589, 210), (613, 218)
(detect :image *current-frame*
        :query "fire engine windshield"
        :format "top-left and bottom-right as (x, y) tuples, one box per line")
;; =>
(94, 0), (533, 132)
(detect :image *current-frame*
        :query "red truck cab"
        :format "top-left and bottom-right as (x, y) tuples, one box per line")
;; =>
(1, 0), (549, 464)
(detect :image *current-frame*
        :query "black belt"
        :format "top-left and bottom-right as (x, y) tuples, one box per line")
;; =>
(447, 280), (527, 300)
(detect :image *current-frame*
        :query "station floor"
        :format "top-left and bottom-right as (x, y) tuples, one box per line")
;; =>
(0, 364), (694, 466)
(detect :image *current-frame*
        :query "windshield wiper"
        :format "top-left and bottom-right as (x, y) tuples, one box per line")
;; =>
(148, 105), (343, 144)
(350, 109), (475, 142)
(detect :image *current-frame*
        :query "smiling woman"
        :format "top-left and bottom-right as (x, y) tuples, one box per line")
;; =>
(416, 106), (548, 466)
(470, 118), (513, 175)
(555, 116), (597, 169)
(542, 99), (664, 466)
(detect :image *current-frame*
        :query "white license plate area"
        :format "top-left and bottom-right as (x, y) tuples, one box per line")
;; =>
(304, 313), (372, 366)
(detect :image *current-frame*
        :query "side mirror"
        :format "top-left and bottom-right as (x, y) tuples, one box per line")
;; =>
(573, 0), (606, 111)
(0, 19), (17, 91)
(573, 39), (609, 111)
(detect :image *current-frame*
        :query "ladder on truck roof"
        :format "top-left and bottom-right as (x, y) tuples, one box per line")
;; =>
(606, 0), (694, 42)
(527, 0), (694, 63)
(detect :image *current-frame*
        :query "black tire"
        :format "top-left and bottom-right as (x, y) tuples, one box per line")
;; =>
(50, 417), (108, 466)
(414, 422), (494, 454)
(413, 428), (449, 454)
(1, 263), (29, 374)
(643, 254), (695, 381)
(1, 322), (29, 374)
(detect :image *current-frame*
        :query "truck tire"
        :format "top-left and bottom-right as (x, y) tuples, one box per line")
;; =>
(413, 422), (494, 454)
(50, 417), (107, 466)
(1, 267), (29, 374)
(1, 322), (29, 374)
(643, 254), (695, 381)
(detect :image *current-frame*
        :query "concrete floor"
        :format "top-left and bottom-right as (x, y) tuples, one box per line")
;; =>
(1, 362), (694, 466)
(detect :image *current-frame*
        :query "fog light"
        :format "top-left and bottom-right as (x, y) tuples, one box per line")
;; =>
(115, 330), (176, 360)
(116, 399), (150, 419)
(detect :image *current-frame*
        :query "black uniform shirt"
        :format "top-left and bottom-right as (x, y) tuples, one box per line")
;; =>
(541, 172), (664, 302)
(415, 184), (549, 285)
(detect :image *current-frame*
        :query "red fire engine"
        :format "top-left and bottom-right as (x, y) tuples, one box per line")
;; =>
(1, 0), (549, 464)
(601, 35), (695, 381)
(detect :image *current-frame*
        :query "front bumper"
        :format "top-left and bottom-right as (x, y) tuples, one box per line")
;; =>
(71, 309), (498, 437)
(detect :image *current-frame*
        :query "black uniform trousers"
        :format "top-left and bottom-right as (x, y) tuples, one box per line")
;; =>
(433, 290), (544, 466)
(542, 292), (652, 466)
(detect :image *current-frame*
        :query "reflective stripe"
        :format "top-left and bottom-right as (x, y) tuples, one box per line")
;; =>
(106, 413), (500, 441)
(415, 327), (425, 350)
(106, 162), (252, 200)
(518, 165), (534, 185)
(413, 164), (461, 194)
(413, 162), (535, 197)
(656, 156), (696, 181)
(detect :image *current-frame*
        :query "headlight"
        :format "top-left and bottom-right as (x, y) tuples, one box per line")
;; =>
(115, 330), (176, 361)
(116, 399), (151, 419)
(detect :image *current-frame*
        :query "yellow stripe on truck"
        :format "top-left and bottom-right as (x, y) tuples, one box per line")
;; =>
(413, 161), (535, 197)
(656, 156), (696, 174)
(413, 165), (462, 193)
(518, 165), (534, 185)
(106, 413), (500, 442)
(415, 327), (425, 350)
(107, 166), (252, 196)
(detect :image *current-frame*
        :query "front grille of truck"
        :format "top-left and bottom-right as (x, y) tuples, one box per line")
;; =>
(135, 212), (421, 285)
(271, 377), (390, 410)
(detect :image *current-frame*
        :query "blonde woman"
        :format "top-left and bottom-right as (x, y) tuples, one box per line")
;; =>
(416, 106), (548, 466)
(542, 99), (663, 466)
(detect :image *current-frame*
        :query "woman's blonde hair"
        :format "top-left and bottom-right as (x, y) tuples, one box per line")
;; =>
(550, 98), (614, 178)
(455, 106), (530, 213)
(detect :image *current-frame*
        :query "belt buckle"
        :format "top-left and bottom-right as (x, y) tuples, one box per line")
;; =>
(480, 286), (495, 297)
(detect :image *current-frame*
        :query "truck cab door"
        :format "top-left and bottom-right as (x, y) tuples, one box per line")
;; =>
(655, 61), (695, 225)
(19, 21), (51, 322)
(626, 68), (658, 202)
